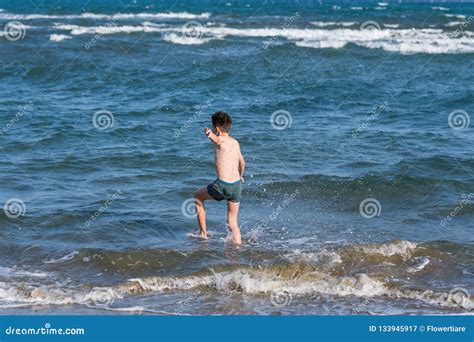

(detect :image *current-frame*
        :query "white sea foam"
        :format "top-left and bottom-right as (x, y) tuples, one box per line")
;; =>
(354, 240), (418, 259)
(44, 251), (78, 263)
(0, 265), (472, 310)
(407, 256), (430, 273)
(0, 281), (123, 307)
(445, 21), (466, 27)
(49, 34), (72, 42)
(432, 6), (450, 11)
(55, 23), (163, 35)
(378, 2), (388, 6)
(286, 250), (342, 267)
(123, 269), (473, 310)
(293, 28), (474, 54)
(52, 24), (474, 54)
(128, 269), (386, 297)
(0, 11), (210, 21)
(310, 21), (357, 27)
(162, 33), (213, 45)
(0, 266), (48, 278)
(445, 14), (466, 19)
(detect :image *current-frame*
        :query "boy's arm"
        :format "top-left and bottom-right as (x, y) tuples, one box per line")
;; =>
(239, 152), (245, 181)
(204, 127), (222, 146)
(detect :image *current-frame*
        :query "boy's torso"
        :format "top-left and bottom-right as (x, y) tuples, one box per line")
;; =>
(214, 136), (241, 182)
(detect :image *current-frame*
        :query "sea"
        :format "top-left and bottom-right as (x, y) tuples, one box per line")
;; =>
(0, 0), (473, 315)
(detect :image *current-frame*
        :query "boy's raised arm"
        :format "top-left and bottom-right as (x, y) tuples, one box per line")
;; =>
(204, 127), (222, 145)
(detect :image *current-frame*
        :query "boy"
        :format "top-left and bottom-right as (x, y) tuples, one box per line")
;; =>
(193, 111), (245, 245)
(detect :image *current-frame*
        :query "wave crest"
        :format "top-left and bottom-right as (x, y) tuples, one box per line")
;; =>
(51, 23), (474, 54)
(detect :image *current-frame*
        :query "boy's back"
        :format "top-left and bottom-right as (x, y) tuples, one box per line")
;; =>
(213, 135), (242, 183)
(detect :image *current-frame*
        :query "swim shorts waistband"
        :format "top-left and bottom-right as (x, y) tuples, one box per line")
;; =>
(216, 178), (241, 184)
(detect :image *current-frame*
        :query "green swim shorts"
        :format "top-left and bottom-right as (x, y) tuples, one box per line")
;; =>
(207, 178), (242, 203)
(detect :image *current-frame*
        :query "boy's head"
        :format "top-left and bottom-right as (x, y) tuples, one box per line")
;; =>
(211, 111), (232, 133)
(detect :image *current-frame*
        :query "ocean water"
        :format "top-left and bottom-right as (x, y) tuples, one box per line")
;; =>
(0, 0), (473, 315)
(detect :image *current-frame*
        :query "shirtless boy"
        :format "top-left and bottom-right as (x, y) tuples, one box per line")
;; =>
(193, 111), (245, 245)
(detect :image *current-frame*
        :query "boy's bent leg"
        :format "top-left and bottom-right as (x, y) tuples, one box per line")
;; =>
(194, 187), (213, 238)
(226, 201), (242, 245)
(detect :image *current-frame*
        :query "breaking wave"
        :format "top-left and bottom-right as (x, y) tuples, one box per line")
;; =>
(0, 264), (472, 311)
(0, 240), (472, 312)
(49, 23), (474, 54)
(0, 11), (210, 21)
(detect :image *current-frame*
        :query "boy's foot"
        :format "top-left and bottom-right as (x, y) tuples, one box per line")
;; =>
(232, 234), (242, 245)
(187, 232), (209, 240)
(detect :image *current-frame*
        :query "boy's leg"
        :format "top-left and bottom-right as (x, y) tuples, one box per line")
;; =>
(193, 187), (213, 238)
(226, 201), (242, 245)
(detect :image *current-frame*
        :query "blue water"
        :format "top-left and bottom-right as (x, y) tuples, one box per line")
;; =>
(0, 0), (473, 314)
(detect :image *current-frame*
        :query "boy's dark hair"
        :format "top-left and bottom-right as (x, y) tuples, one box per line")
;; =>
(211, 111), (232, 132)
